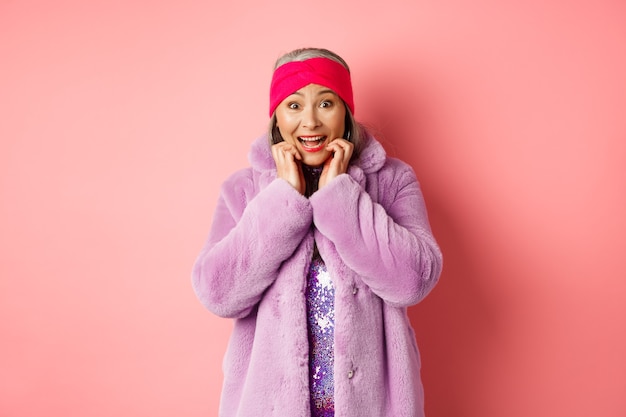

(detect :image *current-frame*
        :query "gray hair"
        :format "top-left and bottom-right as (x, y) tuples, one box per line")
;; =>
(267, 47), (364, 159)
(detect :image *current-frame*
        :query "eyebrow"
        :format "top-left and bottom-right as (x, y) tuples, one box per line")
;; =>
(289, 89), (338, 97)
(317, 89), (338, 96)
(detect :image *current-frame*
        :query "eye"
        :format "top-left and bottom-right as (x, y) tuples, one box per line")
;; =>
(320, 100), (333, 108)
(288, 102), (300, 110)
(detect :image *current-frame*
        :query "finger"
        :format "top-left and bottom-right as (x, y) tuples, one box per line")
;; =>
(334, 139), (354, 157)
(272, 143), (301, 163)
(327, 138), (353, 156)
(328, 142), (353, 169)
(277, 142), (302, 161)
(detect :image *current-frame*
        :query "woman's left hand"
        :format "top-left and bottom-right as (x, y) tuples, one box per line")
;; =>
(319, 138), (354, 189)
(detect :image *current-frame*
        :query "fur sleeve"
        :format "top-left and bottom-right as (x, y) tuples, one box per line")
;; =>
(192, 172), (313, 318)
(309, 159), (442, 307)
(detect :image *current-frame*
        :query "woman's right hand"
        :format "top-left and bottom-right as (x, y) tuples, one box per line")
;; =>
(271, 142), (305, 194)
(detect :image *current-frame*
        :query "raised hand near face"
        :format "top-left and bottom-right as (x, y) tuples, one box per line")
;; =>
(319, 138), (354, 190)
(271, 141), (305, 195)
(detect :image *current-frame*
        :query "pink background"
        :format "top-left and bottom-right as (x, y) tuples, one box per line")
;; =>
(1, 1), (625, 416)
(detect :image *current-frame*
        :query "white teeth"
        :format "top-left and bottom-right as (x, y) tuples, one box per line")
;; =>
(299, 136), (324, 142)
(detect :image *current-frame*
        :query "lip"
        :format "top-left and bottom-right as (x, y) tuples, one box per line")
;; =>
(298, 135), (327, 153)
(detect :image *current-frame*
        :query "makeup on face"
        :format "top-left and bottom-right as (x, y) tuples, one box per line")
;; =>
(275, 83), (346, 167)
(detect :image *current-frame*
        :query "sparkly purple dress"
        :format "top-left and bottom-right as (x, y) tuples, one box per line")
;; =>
(303, 164), (335, 416)
(306, 252), (335, 417)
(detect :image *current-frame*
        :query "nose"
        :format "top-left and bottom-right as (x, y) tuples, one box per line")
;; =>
(301, 106), (321, 129)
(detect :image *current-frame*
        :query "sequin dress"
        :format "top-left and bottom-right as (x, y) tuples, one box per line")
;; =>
(306, 253), (335, 417)
(302, 164), (335, 416)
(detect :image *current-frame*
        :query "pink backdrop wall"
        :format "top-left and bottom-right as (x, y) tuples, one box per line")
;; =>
(1, 1), (625, 416)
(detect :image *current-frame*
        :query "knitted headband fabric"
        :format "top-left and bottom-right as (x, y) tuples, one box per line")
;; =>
(269, 57), (355, 117)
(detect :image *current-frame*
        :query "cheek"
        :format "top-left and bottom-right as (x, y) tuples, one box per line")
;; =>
(326, 111), (346, 134)
(275, 106), (293, 123)
(275, 120), (297, 144)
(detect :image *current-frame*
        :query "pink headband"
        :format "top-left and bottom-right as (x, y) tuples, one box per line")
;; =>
(269, 57), (354, 117)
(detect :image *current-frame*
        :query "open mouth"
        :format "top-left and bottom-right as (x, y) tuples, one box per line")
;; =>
(298, 135), (327, 151)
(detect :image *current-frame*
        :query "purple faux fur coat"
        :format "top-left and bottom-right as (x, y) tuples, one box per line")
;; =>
(192, 133), (443, 417)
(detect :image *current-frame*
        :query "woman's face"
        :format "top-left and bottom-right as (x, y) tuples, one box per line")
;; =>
(274, 83), (346, 167)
